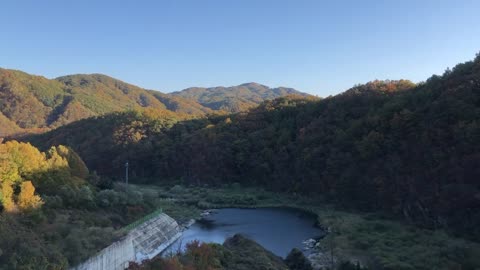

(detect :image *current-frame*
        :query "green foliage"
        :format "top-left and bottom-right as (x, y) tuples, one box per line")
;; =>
(337, 261), (367, 270)
(170, 184), (185, 194)
(96, 189), (127, 207)
(0, 141), (161, 269)
(285, 248), (313, 270)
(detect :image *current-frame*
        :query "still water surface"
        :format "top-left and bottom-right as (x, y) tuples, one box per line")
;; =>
(166, 208), (324, 258)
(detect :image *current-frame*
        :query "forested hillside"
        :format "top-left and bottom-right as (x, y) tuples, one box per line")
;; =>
(0, 69), (308, 137)
(28, 54), (480, 242)
(29, 109), (189, 176)
(0, 69), (214, 137)
(0, 140), (167, 269)
(170, 82), (313, 112)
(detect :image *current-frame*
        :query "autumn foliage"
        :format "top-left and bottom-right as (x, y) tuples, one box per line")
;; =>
(129, 235), (290, 270)
(17, 181), (43, 210)
(29, 53), (480, 242)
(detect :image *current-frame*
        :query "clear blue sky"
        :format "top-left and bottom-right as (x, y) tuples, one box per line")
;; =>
(2, 0), (480, 96)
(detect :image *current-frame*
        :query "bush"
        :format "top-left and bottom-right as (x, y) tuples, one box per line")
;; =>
(126, 189), (143, 205)
(96, 189), (125, 207)
(285, 248), (313, 270)
(170, 185), (184, 194)
(337, 261), (368, 270)
(43, 195), (64, 208)
(78, 186), (96, 209)
(58, 185), (78, 207)
(197, 201), (213, 209)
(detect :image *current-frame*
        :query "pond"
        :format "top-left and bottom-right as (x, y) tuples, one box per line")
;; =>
(165, 207), (325, 258)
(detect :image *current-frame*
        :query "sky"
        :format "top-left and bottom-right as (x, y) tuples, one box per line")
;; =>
(1, 0), (480, 96)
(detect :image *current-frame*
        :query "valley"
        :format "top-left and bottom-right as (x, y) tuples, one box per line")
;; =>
(2, 1), (480, 269)
(1, 54), (480, 270)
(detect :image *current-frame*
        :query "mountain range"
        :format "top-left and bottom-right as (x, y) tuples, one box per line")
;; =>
(170, 83), (311, 112)
(0, 68), (310, 137)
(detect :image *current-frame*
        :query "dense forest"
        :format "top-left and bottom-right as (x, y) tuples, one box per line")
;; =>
(0, 68), (307, 137)
(27, 54), (480, 244)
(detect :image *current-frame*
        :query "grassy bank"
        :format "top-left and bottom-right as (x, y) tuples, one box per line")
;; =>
(128, 183), (480, 270)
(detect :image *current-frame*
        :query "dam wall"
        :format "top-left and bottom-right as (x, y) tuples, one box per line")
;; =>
(72, 213), (181, 270)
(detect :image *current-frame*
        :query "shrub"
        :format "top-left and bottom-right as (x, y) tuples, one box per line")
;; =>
(170, 185), (184, 194)
(285, 248), (313, 270)
(78, 186), (96, 209)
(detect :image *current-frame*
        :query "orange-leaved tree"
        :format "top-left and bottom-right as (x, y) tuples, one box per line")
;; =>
(17, 181), (43, 211)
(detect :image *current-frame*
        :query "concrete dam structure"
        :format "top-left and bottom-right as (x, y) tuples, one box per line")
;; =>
(72, 213), (181, 270)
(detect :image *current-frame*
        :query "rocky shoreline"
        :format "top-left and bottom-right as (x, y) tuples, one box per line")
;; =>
(302, 237), (336, 270)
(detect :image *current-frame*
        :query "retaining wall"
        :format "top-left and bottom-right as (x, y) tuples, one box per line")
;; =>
(72, 213), (181, 270)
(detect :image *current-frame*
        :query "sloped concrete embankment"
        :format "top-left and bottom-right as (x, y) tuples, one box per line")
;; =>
(72, 213), (181, 270)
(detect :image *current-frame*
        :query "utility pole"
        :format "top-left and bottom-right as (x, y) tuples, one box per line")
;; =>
(125, 161), (129, 186)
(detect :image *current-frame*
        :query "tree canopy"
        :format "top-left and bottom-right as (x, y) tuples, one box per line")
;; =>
(28, 54), (480, 242)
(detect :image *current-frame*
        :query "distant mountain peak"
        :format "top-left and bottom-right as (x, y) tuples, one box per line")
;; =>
(0, 69), (312, 136)
(239, 82), (269, 88)
(171, 82), (312, 113)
